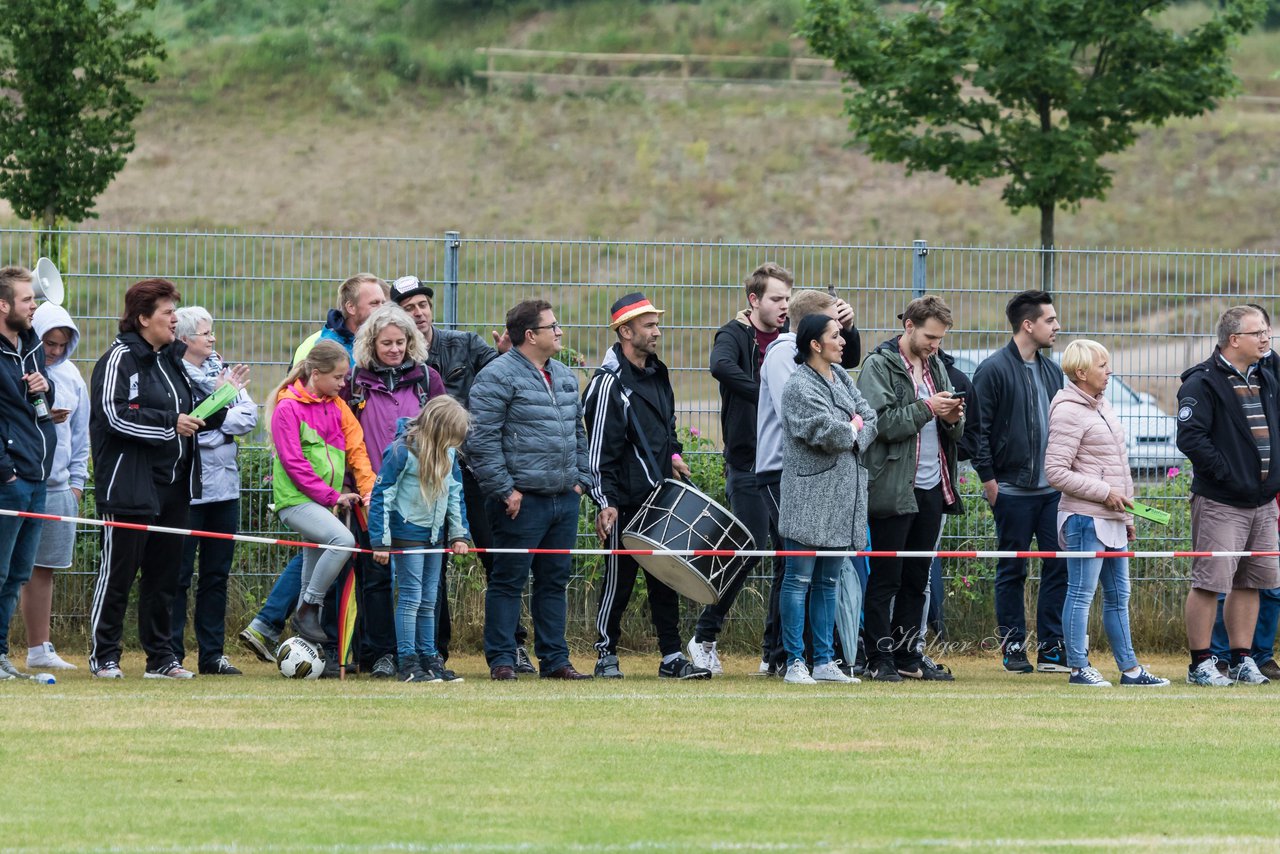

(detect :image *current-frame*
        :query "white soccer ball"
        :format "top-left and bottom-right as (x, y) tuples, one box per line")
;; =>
(276, 638), (324, 680)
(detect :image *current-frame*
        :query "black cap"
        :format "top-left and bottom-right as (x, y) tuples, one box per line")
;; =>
(390, 275), (434, 305)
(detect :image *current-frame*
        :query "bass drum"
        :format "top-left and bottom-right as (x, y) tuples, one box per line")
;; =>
(621, 479), (754, 605)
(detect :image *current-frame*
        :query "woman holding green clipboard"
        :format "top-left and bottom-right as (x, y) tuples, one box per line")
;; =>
(1044, 339), (1169, 688)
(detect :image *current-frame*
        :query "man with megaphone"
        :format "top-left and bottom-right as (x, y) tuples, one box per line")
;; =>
(0, 264), (58, 681)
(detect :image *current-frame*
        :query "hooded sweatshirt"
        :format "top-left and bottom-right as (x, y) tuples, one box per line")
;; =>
(31, 304), (88, 493)
(271, 380), (375, 511)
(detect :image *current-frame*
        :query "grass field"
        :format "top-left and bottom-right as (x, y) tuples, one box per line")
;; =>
(4, 652), (1279, 852)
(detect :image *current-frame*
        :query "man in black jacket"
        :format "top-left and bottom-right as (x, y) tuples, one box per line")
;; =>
(1177, 305), (1280, 686)
(972, 290), (1069, 674)
(0, 266), (57, 680)
(584, 293), (709, 680)
(689, 263), (861, 675)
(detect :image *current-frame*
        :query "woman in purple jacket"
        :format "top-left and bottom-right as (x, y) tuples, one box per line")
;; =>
(346, 304), (445, 676)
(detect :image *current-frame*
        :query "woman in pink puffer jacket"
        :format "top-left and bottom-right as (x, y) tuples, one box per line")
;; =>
(1044, 340), (1169, 688)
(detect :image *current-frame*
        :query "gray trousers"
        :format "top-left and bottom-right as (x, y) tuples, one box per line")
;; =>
(277, 502), (356, 606)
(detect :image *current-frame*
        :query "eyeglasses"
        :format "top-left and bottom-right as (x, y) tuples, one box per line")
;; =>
(531, 322), (562, 332)
(1234, 329), (1270, 340)
(192, 330), (216, 339)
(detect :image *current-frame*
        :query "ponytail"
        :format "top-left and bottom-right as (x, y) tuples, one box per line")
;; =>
(265, 339), (349, 437)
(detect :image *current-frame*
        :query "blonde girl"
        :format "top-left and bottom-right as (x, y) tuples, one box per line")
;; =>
(268, 339), (375, 645)
(368, 396), (471, 682)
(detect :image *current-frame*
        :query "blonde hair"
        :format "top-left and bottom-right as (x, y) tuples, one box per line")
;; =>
(788, 289), (836, 327)
(352, 304), (427, 369)
(404, 396), (470, 504)
(1061, 339), (1109, 382)
(337, 273), (388, 318)
(265, 339), (349, 437)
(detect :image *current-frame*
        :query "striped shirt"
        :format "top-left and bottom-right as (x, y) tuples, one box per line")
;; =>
(1218, 354), (1270, 481)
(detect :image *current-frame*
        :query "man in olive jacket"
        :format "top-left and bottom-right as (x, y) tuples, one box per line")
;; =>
(466, 299), (593, 682)
(857, 296), (964, 682)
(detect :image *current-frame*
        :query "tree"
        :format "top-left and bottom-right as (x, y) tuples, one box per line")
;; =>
(0, 0), (165, 239)
(801, 0), (1263, 286)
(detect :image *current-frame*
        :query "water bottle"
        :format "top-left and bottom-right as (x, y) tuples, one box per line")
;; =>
(34, 672), (56, 685)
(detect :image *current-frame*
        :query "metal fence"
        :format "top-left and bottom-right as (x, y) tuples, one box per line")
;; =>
(3, 227), (1275, 624)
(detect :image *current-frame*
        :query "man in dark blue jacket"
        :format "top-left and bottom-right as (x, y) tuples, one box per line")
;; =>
(0, 266), (57, 680)
(972, 291), (1068, 674)
(1177, 305), (1280, 686)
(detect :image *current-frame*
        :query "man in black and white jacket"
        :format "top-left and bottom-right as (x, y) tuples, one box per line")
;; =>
(583, 293), (709, 681)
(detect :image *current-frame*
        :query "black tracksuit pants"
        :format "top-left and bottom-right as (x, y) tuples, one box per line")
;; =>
(594, 504), (683, 658)
(89, 482), (190, 672)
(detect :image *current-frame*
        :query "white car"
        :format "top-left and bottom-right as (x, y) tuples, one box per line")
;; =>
(944, 349), (1185, 475)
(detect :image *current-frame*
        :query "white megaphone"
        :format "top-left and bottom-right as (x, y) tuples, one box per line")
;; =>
(33, 257), (64, 306)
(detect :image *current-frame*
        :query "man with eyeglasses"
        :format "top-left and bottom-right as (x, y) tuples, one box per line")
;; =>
(1177, 305), (1280, 686)
(465, 299), (594, 681)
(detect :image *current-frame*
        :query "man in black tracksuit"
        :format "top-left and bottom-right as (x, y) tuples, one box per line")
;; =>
(585, 293), (710, 680)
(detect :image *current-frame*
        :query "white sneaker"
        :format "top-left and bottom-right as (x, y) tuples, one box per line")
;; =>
(754, 659), (770, 676)
(144, 662), (195, 680)
(784, 660), (817, 684)
(27, 642), (77, 671)
(812, 661), (858, 683)
(93, 662), (124, 679)
(0, 654), (23, 678)
(1230, 656), (1270, 685)
(1187, 657), (1233, 687)
(687, 639), (723, 675)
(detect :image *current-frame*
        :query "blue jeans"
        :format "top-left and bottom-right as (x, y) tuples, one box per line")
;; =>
(252, 553), (303, 640)
(392, 548), (444, 661)
(0, 477), (46, 655)
(1061, 514), (1137, 672)
(992, 490), (1067, 649)
(1211, 586), (1280, 663)
(780, 538), (843, 667)
(484, 491), (580, 672)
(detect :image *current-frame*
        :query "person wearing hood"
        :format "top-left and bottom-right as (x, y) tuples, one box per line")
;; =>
(20, 302), (88, 672)
(88, 279), (246, 680)
(0, 266), (57, 681)
(1044, 340), (1168, 688)
(170, 307), (256, 676)
(346, 303), (445, 678)
(583, 293), (707, 681)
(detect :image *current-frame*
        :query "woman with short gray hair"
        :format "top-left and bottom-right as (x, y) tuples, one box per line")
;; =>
(172, 306), (257, 675)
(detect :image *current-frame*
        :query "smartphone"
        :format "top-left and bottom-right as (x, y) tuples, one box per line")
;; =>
(949, 391), (967, 400)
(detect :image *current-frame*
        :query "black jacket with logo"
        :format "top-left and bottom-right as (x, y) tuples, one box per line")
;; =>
(90, 333), (226, 515)
(0, 326), (57, 482)
(1176, 349), (1280, 508)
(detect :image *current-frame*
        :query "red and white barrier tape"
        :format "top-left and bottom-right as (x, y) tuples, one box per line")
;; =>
(2, 507), (1276, 561)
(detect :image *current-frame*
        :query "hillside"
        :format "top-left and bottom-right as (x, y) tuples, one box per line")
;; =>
(5, 0), (1280, 249)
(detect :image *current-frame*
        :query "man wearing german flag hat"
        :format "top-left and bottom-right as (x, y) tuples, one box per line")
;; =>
(583, 293), (711, 679)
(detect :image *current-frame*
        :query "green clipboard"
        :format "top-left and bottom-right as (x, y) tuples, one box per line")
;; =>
(190, 383), (238, 421)
(1129, 501), (1171, 526)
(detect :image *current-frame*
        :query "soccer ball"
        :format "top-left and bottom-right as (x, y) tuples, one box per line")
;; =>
(276, 637), (324, 680)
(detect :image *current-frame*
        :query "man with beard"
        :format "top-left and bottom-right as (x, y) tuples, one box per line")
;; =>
(0, 266), (57, 680)
(584, 293), (709, 680)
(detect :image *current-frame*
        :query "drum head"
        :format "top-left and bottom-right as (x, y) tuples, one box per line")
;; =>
(620, 533), (719, 605)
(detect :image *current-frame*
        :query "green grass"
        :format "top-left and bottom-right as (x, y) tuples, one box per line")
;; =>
(4, 653), (1280, 851)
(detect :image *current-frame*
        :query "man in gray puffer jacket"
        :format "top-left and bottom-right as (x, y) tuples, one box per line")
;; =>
(467, 299), (594, 681)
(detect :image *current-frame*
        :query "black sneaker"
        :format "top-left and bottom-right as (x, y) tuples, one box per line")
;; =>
(1002, 642), (1034, 673)
(1036, 643), (1071, 673)
(514, 646), (536, 674)
(421, 654), (463, 683)
(370, 654), (396, 679)
(319, 656), (341, 679)
(399, 661), (437, 683)
(658, 655), (712, 680)
(899, 658), (955, 681)
(199, 655), (242, 676)
(869, 662), (903, 682)
(594, 654), (624, 679)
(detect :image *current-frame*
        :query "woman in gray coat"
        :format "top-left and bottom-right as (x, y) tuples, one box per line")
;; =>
(779, 314), (877, 685)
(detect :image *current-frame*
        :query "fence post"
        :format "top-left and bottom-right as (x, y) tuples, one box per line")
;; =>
(912, 239), (928, 298)
(444, 230), (460, 330)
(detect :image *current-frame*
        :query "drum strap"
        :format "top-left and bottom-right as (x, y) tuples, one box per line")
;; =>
(601, 365), (665, 488)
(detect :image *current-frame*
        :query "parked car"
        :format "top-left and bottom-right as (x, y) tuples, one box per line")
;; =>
(944, 349), (1185, 475)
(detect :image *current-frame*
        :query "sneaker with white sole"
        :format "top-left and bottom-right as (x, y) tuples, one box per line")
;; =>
(658, 656), (712, 680)
(754, 659), (770, 677)
(686, 638), (723, 676)
(238, 625), (276, 663)
(93, 662), (124, 679)
(812, 661), (858, 683)
(1187, 657), (1234, 687)
(1230, 656), (1271, 685)
(784, 660), (817, 684)
(27, 642), (77, 671)
(1068, 666), (1112, 687)
(0, 654), (23, 678)
(144, 661), (195, 680)
(1120, 666), (1170, 687)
